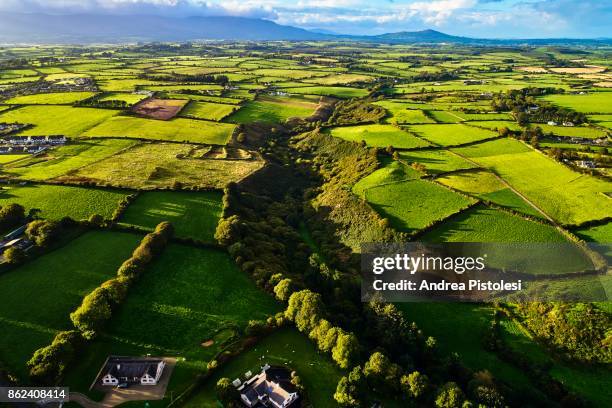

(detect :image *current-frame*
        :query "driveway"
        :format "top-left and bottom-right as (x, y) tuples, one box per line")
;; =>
(70, 357), (177, 408)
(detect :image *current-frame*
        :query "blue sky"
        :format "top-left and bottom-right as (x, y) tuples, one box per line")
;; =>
(1, 0), (610, 38)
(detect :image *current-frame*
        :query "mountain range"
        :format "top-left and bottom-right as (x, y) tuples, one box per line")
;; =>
(0, 13), (609, 45)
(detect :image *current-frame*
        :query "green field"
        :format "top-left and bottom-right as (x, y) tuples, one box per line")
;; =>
(422, 205), (593, 275)
(575, 222), (612, 244)
(454, 139), (612, 225)
(542, 93), (612, 114)
(0, 105), (118, 136)
(398, 303), (544, 401)
(62, 143), (263, 189)
(500, 318), (612, 408)
(97, 92), (149, 105)
(282, 86), (368, 98)
(0, 154), (28, 164)
(534, 124), (608, 139)
(423, 205), (567, 242)
(84, 116), (236, 144)
(407, 124), (497, 146)
(0, 231), (141, 379)
(3, 139), (137, 180)
(119, 190), (222, 241)
(330, 124), (430, 149)
(364, 179), (476, 233)
(372, 100), (436, 124)
(427, 110), (463, 123)
(3, 92), (96, 105)
(181, 101), (237, 121)
(398, 149), (477, 174)
(467, 121), (524, 132)
(63, 244), (281, 401)
(183, 328), (343, 408)
(0, 184), (129, 220)
(437, 170), (543, 217)
(226, 96), (318, 124)
(352, 159), (421, 196)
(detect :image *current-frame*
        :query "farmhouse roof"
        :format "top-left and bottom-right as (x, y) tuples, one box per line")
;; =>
(104, 357), (163, 379)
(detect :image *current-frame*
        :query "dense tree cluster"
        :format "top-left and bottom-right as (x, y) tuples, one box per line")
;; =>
(516, 302), (612, 363)
(491, 87), (587, 125)
(26, 220), (60, 247)
(0, 203), (26, 231)
(326, 99), (386, 126)
(27, 331), (84, 384)
(142, 73), (229, 85)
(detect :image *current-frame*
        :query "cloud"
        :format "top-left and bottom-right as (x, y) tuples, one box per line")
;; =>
(0, 0), (609, 37)
(0, 0), (277, 19)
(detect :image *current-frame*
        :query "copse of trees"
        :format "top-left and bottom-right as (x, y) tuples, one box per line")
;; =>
(491, 87), (586, 125)
(0, 203), (26, 231)
(142, 73), (230, 86)
(284, 290), (360, 369)
(27, 331), (84, 385)
(26, 220), (60, 247)
(3, 246), (26, 264)
(515, 302), (612, 364)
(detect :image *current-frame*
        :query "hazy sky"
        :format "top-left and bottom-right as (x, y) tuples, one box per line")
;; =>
(0, 0), (610, 38)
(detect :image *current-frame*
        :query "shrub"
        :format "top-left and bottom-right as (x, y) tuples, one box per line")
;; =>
(26, 220), (60, 247)
(273, 278), (294, 301)
(435, 382), (466, 408)
(0, 203), (26, 230)
(3, 246), (26, 264)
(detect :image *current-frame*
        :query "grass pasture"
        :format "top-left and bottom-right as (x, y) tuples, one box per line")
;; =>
(500, 318), (612, 408)
(97, 92), (149, 106)
(372, 100), (435, 124)
(398, 149), (477, 174)
(3, 92), (96, 105)
(364, 179), (476, 233)
(0, 105), (118, 136)
(60, 142), (263, 189)
(542, 93), (612, 114)
(63, 244), (281, 402)
(454, 139), (612, 225)
(436, 170), (543, 218)
(407, 124), (498, 147)
(0, 231), (142, 379)
(226, 96), (318, 124)
(119, 190), (222, 242)
(83, 116), (235, 144)
(534, 124), (608, 139)
(3, 139), (137, 180)
(282, 86), (368, 99)
(0, 184), (129, 221)
(180, 101), (237, 121)
(330, 124), (430, 149)
(353, 159), (421, 196)
(423, 205), (568, 243)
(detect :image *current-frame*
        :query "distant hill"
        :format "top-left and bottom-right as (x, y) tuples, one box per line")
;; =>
(0, 13), (329, 43)
(0, 13), (608, 45)
(371, 29), (469, 43)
